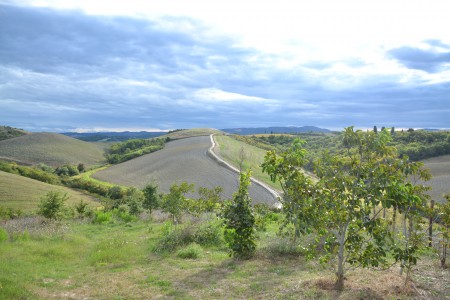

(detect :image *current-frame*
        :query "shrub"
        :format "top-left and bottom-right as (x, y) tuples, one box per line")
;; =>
(153, 222), (194, 253)
(74, 200), (89, 217)
(0, 227), (9, 243)
(177, 243), (203, 259)
(193, 219), (224, 247)
(93, 211), (113, 224)
(0, 206), (23, 220)
(37, 191), (68, 220)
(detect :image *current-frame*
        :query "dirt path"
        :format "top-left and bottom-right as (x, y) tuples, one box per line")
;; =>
(94, 136), (278, 205)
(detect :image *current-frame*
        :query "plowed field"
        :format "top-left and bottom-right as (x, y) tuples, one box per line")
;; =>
(94, 136), (277, 205)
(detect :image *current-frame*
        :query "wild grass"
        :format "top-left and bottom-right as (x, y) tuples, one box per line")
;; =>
(213, 134), (282, 191)
(0, 132), (105, 167)
(0, 215), (448, 299)
(0, 171), (101, 213)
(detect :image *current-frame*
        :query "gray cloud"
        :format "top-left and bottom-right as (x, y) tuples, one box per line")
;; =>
(387, 43), (450, 73)
(0, 4), (449, 131)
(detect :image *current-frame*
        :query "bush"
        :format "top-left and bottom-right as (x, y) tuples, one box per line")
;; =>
(93, 211), (113, 224)
(193, 219), (224, 247)
(0, 206), (23, 220)
(37, 191), (68, 220)
(177, 243), (203, 259)
(153, 222), (194, 253)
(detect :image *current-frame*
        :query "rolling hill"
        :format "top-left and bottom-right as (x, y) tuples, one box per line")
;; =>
(0, 171), (100, 212)
(422, 154), (450, 203)
(0, 125), (27, 141)
(94, 135), (278, 205)
(0, 132), (105, 167)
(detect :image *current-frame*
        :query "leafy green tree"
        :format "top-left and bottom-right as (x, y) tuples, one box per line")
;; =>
(38, 191), (69, 220)
(186, 186), (223, 217)
(75, 200), (89, 217)
(161, 182), (194, 224)
(262, 127), (430, 289)
(222, 171), (256, 259)
(142, 183), (161, 215)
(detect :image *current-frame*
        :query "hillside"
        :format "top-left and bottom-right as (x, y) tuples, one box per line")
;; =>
(0, 125), (27, 141)
(0, 132), (105, 167)
(222, 126), (331, 135)
(165, 128), (223, 139)
(0, 171), (100, 212)
(94, 136), (277, 205)
(422, 154), (450, 203)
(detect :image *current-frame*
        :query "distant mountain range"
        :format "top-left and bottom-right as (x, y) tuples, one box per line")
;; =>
(62, 126), (331, 141)
(221, 126), (331, 135)
(62, 131), (166, 142)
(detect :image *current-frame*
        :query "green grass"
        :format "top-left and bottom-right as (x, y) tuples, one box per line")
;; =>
(0, 132), (105, 167)
(0, 171), (101, 212)
(213, 134), (282, 191)
(0, 217), (447, 299)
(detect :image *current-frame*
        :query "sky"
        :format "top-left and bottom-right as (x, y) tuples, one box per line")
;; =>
(1, 0), (450, 132)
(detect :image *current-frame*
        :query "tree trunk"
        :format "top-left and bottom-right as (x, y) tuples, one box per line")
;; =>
(429, 200), (434, 247)
(392, 207), (397, 233)
(335, 224), (348, 290)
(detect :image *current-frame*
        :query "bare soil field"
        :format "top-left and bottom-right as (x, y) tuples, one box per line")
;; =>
(422, 154), (450, 203)
(94, 136), (277, 205)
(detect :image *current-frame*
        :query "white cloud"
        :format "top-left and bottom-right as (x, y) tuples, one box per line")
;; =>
(192, 88), (271, 103)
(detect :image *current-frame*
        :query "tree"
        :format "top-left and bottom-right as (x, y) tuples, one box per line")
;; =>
(38, 191), (69, 220)
(373, 125), (378, 133)
(161, 182), (194, 224)
(186, 186), (223, 217)
(262, 127), (430, 289)
(221, 171), (256, 259)
(142, 183), (161, 215)
(436, 195), (450, 268)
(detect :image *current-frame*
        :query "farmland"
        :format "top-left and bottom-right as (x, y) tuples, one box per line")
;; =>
(94, 136), (278, 205)
(0, 171), (100, 212)
(0, 133), (105, 167)
(422, 154), (450, 203)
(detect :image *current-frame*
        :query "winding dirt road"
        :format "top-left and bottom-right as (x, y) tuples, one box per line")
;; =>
(94, 136), (278, 205)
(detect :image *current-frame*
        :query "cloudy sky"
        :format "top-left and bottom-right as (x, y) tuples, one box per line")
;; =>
(1, 0), (449, 132)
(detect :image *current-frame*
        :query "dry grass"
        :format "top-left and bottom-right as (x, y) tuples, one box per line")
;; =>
(0, 132), (105, 167)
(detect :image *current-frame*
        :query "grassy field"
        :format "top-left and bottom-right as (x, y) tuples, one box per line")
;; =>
(166, 128), (223, 139)
(422, 154), (450, 203)
(94, 136), (277, 205)
(0, 133), (105, 167)
(0, 171), (101, 212)
(0, 217), (448, 299)
(213, 135), (282, 191)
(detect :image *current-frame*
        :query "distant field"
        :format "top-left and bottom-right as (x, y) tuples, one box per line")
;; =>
(94, 136), (277, 205)
(166, 128), (222, 139)
(422, 154), (450, 203)
(213, 135), (281, 191)
(0, 132), (105, 167)
(0, 171), (101, 212)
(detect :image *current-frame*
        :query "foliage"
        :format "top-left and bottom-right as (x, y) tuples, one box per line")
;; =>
(186, 186), (223, 217)
(0, 227), (9, 243)
(142, 183), (161, 214)
(161, 182), (194, 224)
(37, 191), (69, 220)
(0, 161), (61, 184)
(0, 125), (27, 141)
(176, 243), (203, 259)
(55, 164), (79, 177)
(92, 211), (113, 224)
(221, 171), (256, 259)
(105, 138), (165, 164)
(74, 200), (89, 217)
(0, 206), (23, 220)
(262, 127), (431, 289)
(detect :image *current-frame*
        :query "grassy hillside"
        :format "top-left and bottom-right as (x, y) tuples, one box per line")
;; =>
(0, 132), (105, 167)
(0, 219), (447, 299)
(0, 126), (27, 141)
(213, 135), (282, 191)
(0, 171), (100, 212)
(422, 154), (450, 203)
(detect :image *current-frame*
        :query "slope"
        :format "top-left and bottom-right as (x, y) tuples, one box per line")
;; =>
(422, 154), (450, 203)
(94, 136), (277, 205)
(0, 132), (105, 167)
(0, 171), (100, 212)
